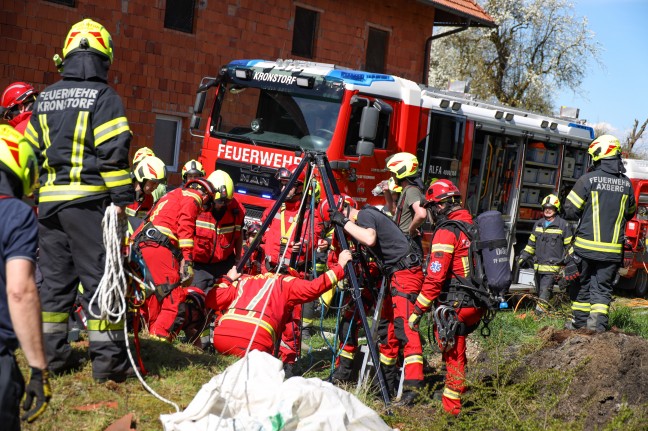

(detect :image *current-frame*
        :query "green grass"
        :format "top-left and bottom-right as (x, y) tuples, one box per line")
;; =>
(17, 296), (648, 431)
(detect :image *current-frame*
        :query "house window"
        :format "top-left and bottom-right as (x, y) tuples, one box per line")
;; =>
(164, 0), (195, 33)
(153, 115), (182, 171)
(45, 0), (75, 5)
(365, 27), (389, 73)
(292, 7), (319, 58)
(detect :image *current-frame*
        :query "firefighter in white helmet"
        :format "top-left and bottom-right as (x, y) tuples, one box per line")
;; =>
(563, 135), (636, 331)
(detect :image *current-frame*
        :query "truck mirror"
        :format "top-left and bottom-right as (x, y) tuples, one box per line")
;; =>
(193, 91), (207, 115)
(356, 140), (374, 156)
(189, 114), (202, 131)
(359, 106), (379, 140)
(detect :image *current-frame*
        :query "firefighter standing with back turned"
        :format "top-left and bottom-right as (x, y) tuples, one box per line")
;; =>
(408, 179), (486, 416)
(563, 135), (635, 332)
(23, 19), (136, 382)
(0, 125), (51, 429)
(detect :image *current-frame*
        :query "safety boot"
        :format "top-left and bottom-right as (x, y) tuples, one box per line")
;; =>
(586, 312), (608, 332)
(332, 356), (355, 384)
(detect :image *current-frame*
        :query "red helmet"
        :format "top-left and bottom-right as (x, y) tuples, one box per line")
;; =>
(319, 194), (358, 222)
(275, 163), (306, 184)
(1, 82), (37, 126)
(184, 178), (216, 209)
(246, 221), (262, 238)
(425, 179), (461, 206)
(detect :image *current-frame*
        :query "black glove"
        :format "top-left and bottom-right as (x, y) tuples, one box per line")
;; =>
(563, 255), (580, 282)
(328, 209), (350, 227)
(22, 367), (52, 423)
(517, 253), (531, 268)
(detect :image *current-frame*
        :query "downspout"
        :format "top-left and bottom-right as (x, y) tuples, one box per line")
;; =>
(422, 23), (471, 85)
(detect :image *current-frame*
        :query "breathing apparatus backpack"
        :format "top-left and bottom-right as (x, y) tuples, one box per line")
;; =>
(437, 210), (511, 310)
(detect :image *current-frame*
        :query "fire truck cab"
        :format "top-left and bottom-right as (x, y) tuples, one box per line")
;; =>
(189, 59), (595, 259)
(616, 158), (648, 297)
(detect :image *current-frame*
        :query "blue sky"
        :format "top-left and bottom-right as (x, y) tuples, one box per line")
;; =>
(555, 0), (648, 150)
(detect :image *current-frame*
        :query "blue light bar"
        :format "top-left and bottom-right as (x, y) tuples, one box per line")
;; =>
(262, 194), (272, 199)
(237, 189), (247, 194)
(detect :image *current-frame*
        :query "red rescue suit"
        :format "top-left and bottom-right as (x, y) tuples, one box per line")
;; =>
(415, 209), (484, 416)
(126, 192), (153, 218)
(193, 199), (245, 265)
(132, 187), (203, 340)
(207, 265), (345, 356)
(260, 200), (323, 363)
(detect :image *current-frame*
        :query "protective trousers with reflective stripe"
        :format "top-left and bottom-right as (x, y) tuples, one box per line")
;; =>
(436, 306), (484, 416)
(385, 267), (425, 389)
(138, 242), (187, 339)
(571, 257), (618, 331)
(38, 199), (131, 379)
(535, 273), (555, 303)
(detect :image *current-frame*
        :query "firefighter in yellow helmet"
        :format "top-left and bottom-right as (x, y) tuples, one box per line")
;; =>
(126, 156), (168, 218)
(517, 194), (573, 313)
(22, 19), (136, 382)
(563, 135), (636, 331)
(182, 159), (205, 184)
(385, 152), (427, 260)
(0, 125), (51, 427)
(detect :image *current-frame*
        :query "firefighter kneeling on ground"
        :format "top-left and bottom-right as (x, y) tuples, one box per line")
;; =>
(125, 155), (167, 219)
(205, 250), (352, 357)
(130, 177), (217, 341)
(408, 179), (486, 416)
(517, 194), (573, 314)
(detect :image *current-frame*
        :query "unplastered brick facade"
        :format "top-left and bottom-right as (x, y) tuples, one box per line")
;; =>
(1, 0), (441, 182)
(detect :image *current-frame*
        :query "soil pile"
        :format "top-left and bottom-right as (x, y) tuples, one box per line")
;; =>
(514, 327), (648, 428)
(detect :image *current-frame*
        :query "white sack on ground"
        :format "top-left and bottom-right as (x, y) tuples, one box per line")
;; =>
(160, 350), (392, 431)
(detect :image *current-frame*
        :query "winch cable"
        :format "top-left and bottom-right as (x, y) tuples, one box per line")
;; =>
(93, 204), (179, 412)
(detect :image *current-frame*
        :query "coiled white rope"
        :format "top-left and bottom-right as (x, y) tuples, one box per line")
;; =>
(93, 203), (179, 412)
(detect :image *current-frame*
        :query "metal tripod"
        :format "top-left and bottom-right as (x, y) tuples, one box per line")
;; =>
(237, 150), (392, 410)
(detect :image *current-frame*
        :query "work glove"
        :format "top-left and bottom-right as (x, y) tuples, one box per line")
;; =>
(22, 367), (52, 423)
(517, 253), (530, 268)
(328, 209), (350, 228)
(563, 255), (580, 282)
(180, 260), (194, 286)
(408, 312), (422, 331)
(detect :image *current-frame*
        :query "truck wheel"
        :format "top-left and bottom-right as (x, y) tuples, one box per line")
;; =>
(635, 270), (648, 298)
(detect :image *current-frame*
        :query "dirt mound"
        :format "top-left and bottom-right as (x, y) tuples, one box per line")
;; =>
(516, 327), (648, 428)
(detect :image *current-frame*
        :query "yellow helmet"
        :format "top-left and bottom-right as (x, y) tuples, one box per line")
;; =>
(386, 152), (419, 179)
(62, 19), (114, 63)
(133, 156), (167, 184)
(133, 147), (155, 165)
(541, 194), (560, 211)
(182, 159), (205, 182)
(387, 177), (402, 193)
(0, 125), (38, 197)
(588, 134), (621, 162)
(207, 170), (234, 201)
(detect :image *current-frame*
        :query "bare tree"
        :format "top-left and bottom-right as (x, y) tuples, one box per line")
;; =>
(625, 118), (648, 155)
(428, 0), (601, 114)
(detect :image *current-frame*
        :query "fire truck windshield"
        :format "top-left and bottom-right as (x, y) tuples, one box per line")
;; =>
(210, 83), (342, 151)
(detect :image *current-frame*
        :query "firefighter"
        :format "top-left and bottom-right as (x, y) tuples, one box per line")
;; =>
(259, 163), (325, 370)
(181, 159), (205, 184)
(563, 135), (635, 332)
(125, 156), (168, 218)
(327, 198), (424, 404)
(207, 250), (352, 357)
(241, 221), (264, 275)
(22, 19), (136, 382)
(407, 179), (485, 416)
(385, 152), (427, 261)
(131, 178), (216, 341)
(0, 125), (51, 428)
(131, 148), (166, 202)
(192, 170), (245, 291)
(518, 194), (573, 313)
(1, 82), (38, 134)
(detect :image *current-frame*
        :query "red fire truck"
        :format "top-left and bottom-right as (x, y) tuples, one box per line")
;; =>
(616, 159), (648, 297)
(189, 59), (595, 256)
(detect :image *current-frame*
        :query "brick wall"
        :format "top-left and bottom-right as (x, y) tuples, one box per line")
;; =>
(1, 0), (436, 184)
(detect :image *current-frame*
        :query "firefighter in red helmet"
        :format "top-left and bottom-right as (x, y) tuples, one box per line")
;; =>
(408, 179), (485, 416)
(1, 82), (38, 134)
